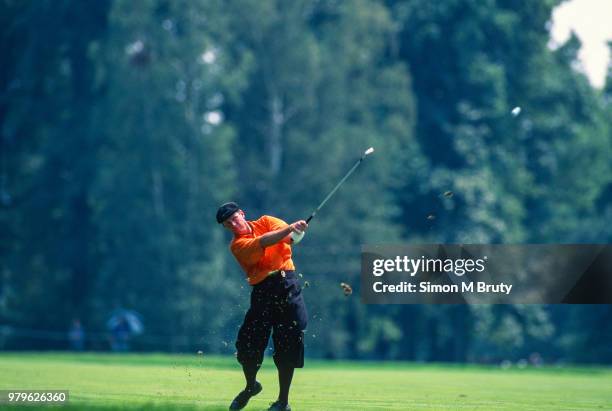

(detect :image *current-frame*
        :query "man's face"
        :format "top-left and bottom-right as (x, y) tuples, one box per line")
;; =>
(222, 210), (251, 236)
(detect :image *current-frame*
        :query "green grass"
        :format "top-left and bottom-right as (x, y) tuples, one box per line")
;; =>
(1, 353), (611, 410)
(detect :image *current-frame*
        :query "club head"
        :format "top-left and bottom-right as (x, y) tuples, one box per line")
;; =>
(364, 147), (375, 156)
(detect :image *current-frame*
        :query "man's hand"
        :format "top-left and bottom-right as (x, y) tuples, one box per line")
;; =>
(289, 220), (308, 244)
(290, 220), (308, 233)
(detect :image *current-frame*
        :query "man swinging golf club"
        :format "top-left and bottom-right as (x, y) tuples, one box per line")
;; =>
(218, 202), (308, 411)
(218, 147), (374, 410)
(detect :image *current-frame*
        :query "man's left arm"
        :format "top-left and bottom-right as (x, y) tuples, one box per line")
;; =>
(267, 216), (293, 244)
(261, 216), (307, 246)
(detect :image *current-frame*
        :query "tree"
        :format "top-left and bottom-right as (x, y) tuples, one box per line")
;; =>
(0, 0), (110, 348)
(223, 0), (418, 358)
(89, 0), (250, 350)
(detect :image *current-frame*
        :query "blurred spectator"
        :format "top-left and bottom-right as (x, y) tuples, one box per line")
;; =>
(68, 319), (85, 351)
(109, 316), (131, 352)
(107, 309), (143, 352)
(529, 352), (543, 367)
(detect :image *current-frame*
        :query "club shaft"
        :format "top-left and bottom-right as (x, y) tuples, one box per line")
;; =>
(306, 156), (366, 223)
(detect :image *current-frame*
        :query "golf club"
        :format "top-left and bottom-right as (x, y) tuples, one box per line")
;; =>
(291, 147), (375, 243)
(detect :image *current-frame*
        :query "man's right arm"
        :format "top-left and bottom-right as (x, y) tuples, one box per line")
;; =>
(260, 220), (307, 247)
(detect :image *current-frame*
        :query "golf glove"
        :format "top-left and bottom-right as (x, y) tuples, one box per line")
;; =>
(290, 230), (305, 244)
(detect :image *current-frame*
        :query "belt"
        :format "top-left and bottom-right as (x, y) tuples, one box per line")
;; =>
(268, 269), (287, 278)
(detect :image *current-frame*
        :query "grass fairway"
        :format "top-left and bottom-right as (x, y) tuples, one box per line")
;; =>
(1, 353), (611, 410)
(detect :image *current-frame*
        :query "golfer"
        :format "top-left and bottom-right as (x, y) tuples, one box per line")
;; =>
(217, 202), (308, 411)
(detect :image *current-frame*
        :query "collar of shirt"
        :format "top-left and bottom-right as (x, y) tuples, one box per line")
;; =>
(234, 221), (254, 238)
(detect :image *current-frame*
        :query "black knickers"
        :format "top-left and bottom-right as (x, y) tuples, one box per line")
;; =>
(235, 270), (308, 368)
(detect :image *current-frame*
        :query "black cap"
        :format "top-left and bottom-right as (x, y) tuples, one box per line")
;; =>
(216, 202), (239, 224)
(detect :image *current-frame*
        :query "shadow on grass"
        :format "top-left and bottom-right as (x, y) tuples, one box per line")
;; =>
(0, 352), (247, 370)
(3, 352), (611, 375)
(6, 404), (229, 411)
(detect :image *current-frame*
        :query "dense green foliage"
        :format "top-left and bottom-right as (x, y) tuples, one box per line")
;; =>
(1, 1), (611, 363)
(2, 353), (612, 410)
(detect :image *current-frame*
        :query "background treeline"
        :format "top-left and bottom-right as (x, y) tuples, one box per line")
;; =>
(1, 0), (611, 363)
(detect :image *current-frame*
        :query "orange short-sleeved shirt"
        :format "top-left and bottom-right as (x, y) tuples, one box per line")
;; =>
(230, 215), (295, 285)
